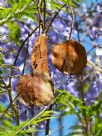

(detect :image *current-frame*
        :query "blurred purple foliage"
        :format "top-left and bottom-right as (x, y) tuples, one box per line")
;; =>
(0, 0), (102, 135)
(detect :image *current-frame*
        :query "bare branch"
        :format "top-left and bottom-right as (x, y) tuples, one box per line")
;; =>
(45, 4), (66, 33)
(69, 6), (75, 39)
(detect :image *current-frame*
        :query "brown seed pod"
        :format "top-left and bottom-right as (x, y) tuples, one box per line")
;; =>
(52, 40), (87, 74)
(16, 72), (54, 107)
(31, 33), (50, 74)
(16, 33), (54, 107)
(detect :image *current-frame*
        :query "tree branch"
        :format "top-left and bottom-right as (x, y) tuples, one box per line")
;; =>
(45, 4), (66, 33)
(22, 41), (29, 75)
(69, 6), (75, 39)
(43, 0), (46, 31)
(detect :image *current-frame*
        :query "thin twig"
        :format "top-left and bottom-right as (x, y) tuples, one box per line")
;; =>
(43, 0), (46, 31)
(22, 41), (29, 75)
(8, 90), (20, 125)
(59, 113), (63, 136)
(16, 100), (20, 125)
(37, 0), (43, 63)
(75, 17), (80, 42)
(80, 73), (90, 135)
(37, 0), (43, 31)
(69, 6), (75, 39)
(87, 45), (97, 54)
(4, 26), (39, 125)
(47, 126), (63, 136)
(45, 4), (66, 33)
(9, 25), (40, 84)
(14, 92), (62, 136)
(76, 31), (90, 135)
(0, 76), (32, 119)
(45, 105), (53, 136)
(0, 75), (21, 79)
(0, 64), (20, 71)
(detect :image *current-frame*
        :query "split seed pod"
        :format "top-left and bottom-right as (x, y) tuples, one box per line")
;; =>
(16, 72), (54, 107)
(52, 40), (87, 74)
(31, 33), (50, 74)
(16, 34), (54, 107)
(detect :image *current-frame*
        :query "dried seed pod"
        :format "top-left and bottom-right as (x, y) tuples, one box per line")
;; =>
(31, 33), (50, 74)
(16, 72), (54, 107)
(16, 33), (54, 107)
(52, 40), (87, 74)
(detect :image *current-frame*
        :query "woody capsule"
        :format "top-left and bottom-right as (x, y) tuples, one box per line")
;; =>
(16, 34), (54, 107)
(52, 40), (87, 74)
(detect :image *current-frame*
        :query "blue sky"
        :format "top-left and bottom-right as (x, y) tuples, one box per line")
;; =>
(38, 114), (78, 136)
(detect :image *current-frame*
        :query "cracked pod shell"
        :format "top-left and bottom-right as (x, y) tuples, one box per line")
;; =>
(16, 34), (54, 107)
(52, 40), (87, 74)
(16, 72), (54, 107)
(31, 33), (50, 74)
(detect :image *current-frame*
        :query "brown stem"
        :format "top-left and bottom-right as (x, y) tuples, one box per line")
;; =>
(69, 6), (75, 39)
(75, 17), (80, 42)
(15, 93), (62, 135)
(0, 76), (32, 119)
(43, 0), (46, 31)
(22, 41), (29, 75)
(9, 25), (40, 85)
(45, 105), (53, 136)
(16, 100), (20, 125)
(37, 0), (43, 32)
(80, 73), (90, 135)
(45, 4), (66, 33)
(7, 87), (20, 125)
(45, 118), (50, 135)
(59, 113), (63, 136)
(0, 64), (18, 124)
(87, 45), (97, 54)
(5, 26), (39, 125)
(3, 26), (39, 121)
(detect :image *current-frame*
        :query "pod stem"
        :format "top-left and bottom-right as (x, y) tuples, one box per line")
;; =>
(69, 6), (75, 39)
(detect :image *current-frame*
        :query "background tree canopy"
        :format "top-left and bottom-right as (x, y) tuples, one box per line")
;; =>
(0, 0), (102, 136)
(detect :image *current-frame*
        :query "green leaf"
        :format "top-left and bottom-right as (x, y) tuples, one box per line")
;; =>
(0, 0), (79, 26)
(68, 131), (84, 136)
(83, 82), (90, 93)
(0, 0), (37, 25)
(7, 21), (20, 43)
(12, 110), (56, 135)
(70, 124), (85, 132)
(0, 53), (4, 64)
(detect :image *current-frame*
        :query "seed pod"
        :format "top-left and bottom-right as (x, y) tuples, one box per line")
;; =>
(52, 40), (87, 74)
(16, 72), (54, 107)
(16, 33), (54, 107)
(31, 33), (50, 74)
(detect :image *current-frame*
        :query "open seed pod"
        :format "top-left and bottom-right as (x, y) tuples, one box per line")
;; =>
(31, 33), (50, 74)
(16, 33), (54, 107)
(16, 72), (54, 107)
(52, 40), (87, 74)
